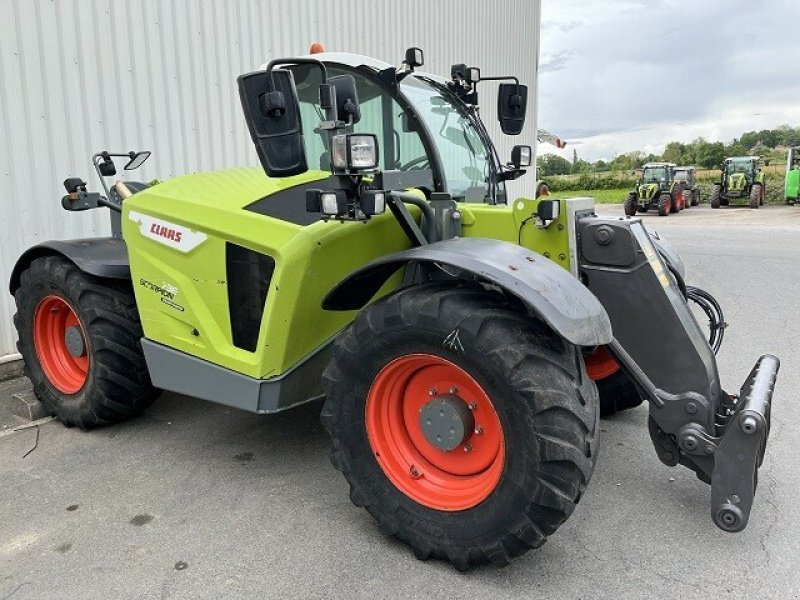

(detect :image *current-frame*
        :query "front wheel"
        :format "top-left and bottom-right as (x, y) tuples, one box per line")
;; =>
(624, 193), (637, 216)
(658, 192), (672, 216)
(682, 190), (692, 209)
(750, 183), (762, 209)
(322, 283), (599, 569)
(711, 184), (722, 209)
(692, 188), (700, 206)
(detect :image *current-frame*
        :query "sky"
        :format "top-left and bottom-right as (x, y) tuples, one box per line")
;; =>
(538, 0), (800, 162)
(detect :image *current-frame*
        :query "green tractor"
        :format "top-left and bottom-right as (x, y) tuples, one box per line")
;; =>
(9, 49), (779, 569)
(674, 166), (700, 207)
(785, 147), (800, 205)
(624, 162), (687, 216)
(711, 156), (766, 209)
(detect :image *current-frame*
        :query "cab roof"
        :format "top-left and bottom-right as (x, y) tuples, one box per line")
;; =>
(642, 162), (676, 168)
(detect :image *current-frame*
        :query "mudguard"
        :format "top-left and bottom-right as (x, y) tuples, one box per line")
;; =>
(9, 238), (130, 294)
(323, 237), (612, 347)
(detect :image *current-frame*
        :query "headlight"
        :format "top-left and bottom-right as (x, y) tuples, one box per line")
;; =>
(331, 134), (379, 171)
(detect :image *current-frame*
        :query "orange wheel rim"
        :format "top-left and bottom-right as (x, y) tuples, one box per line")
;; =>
(33, 295), (89, 394)
(365, 354), (505, 511)
(584, 345), (620, 381)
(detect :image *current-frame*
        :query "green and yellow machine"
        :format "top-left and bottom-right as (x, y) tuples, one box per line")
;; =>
(785, 147), (800, 204)
(624, 162), (687, 216)
(712, 156), (766, 209)
(9, 49), (779, 569)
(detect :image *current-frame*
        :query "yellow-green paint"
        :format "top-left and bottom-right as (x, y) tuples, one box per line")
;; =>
(123, 168), (571, 379)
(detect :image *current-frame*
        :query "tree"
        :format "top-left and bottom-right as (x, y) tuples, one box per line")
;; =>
(662, 141), (688, 165)
(594, 159), (608, 172)
(694, 141), (726, 169)
(536, 154), (572, 176)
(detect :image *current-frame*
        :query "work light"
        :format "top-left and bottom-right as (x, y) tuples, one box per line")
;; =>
(331, 134), (379, 171)
(360, 190), (386, 216)
(320, 190), (348, 216)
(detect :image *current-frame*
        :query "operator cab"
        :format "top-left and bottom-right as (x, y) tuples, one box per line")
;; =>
(241, 48), (533, 229)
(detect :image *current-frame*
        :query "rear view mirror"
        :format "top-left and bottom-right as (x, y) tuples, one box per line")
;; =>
(124, 151), (151, 170)
(511, 145), (532, 168)
(498, 83), (528, 135)
(329, 74), (361, 125)
(238, 68), (307, 177)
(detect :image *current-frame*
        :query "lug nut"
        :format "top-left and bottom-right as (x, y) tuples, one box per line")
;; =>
(467, 402), (477, 410)
(474, 426), (483, 435)
(449, 386), (458, 394)
(463, 444), (472, 452)
(429, 387), (438, 396)
(410, 466), (421, 478)
(686, 402), (697, 414)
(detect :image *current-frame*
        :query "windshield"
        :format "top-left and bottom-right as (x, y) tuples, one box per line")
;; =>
(674, 170), (689, 181)
(401, 76), (502, 202)
(642, 167), (668, 183)
(728, 161), (754, 175)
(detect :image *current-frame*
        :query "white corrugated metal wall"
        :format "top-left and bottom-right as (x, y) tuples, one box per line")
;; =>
(0, 0), (541, 360)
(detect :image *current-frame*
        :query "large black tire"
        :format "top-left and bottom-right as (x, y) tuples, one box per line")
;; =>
(671, 186), (683, 213)
(13, 256), (160, 429)
(711, 184), (722, 209)
(623, 193), (637, 216)
(682, 189), (691, 210)
(321, 283), (599, 570)
(692, 188), (700, 206)
(749, 183), (761, 209)
(657, 192), (671, 216)
(597, 370), (644, 416)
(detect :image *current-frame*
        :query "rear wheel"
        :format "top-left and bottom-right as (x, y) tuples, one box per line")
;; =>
(692, 188), (700, 206)
(711, 184), (722, 209)
(682, 190), (691, 209)
(13, 256), (160, 429)
(658, 192), (672, 216)
(624, 193), (637, 216)
(749, 183), (762, 209)
(322, 283), (599, 569)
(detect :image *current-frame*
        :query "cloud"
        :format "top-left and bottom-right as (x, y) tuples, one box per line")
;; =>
(538, 0), (800, 161)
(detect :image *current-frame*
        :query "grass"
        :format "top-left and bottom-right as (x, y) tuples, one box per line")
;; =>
(552, 188), (629, 204)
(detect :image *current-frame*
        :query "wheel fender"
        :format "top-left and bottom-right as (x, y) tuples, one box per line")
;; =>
(323, 237), (613, 347)
(9, 238), (130, 294)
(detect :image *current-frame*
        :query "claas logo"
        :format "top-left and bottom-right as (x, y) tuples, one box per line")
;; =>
(149, 223), (183, 243)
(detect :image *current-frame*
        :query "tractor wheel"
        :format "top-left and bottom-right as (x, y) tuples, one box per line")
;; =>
(13, 256), (160, 429)
(671, 187), (683, 212)
(624, 193), (637, 216)
(682, 190), (692, 209)
(658, 192), (672, 216)
(321, 283), (599, 570)
(749, 183), (762, 209)
(692, 189), (700, 206)
(711, 184), (722, 209)
(760, 183), (765, 206)
(584, 346), (643, 416)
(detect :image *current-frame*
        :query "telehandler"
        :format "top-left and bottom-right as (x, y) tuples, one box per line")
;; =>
(9, 48), (778, 569)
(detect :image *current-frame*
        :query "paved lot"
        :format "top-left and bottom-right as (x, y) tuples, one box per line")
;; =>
(1, 204), (799, 599)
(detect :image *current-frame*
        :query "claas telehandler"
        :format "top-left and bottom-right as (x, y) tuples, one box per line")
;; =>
(9, 48), (779, 569)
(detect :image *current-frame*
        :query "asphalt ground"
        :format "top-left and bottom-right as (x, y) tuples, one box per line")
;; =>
(1, 203), (799, 599)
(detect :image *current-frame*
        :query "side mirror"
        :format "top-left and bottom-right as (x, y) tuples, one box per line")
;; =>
(238, 68), (307, 177)
(511, 145), (532, 168)
(329, 74), (361, 125)
(403, 47), (424, 69)
(124, 151), (151, 170)
(498, 83), (528, 135)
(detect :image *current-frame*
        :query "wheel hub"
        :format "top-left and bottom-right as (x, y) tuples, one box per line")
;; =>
(64, 325), (86, 358)
(419, 394), (475, 451)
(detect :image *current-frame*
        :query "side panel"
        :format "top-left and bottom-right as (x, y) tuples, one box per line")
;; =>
(123, 168), (412, 378)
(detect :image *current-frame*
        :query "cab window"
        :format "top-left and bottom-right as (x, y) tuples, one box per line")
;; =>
(289, 65), (428, 173)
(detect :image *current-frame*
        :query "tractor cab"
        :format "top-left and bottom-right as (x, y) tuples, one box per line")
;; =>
(674, 166), (700, 207)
